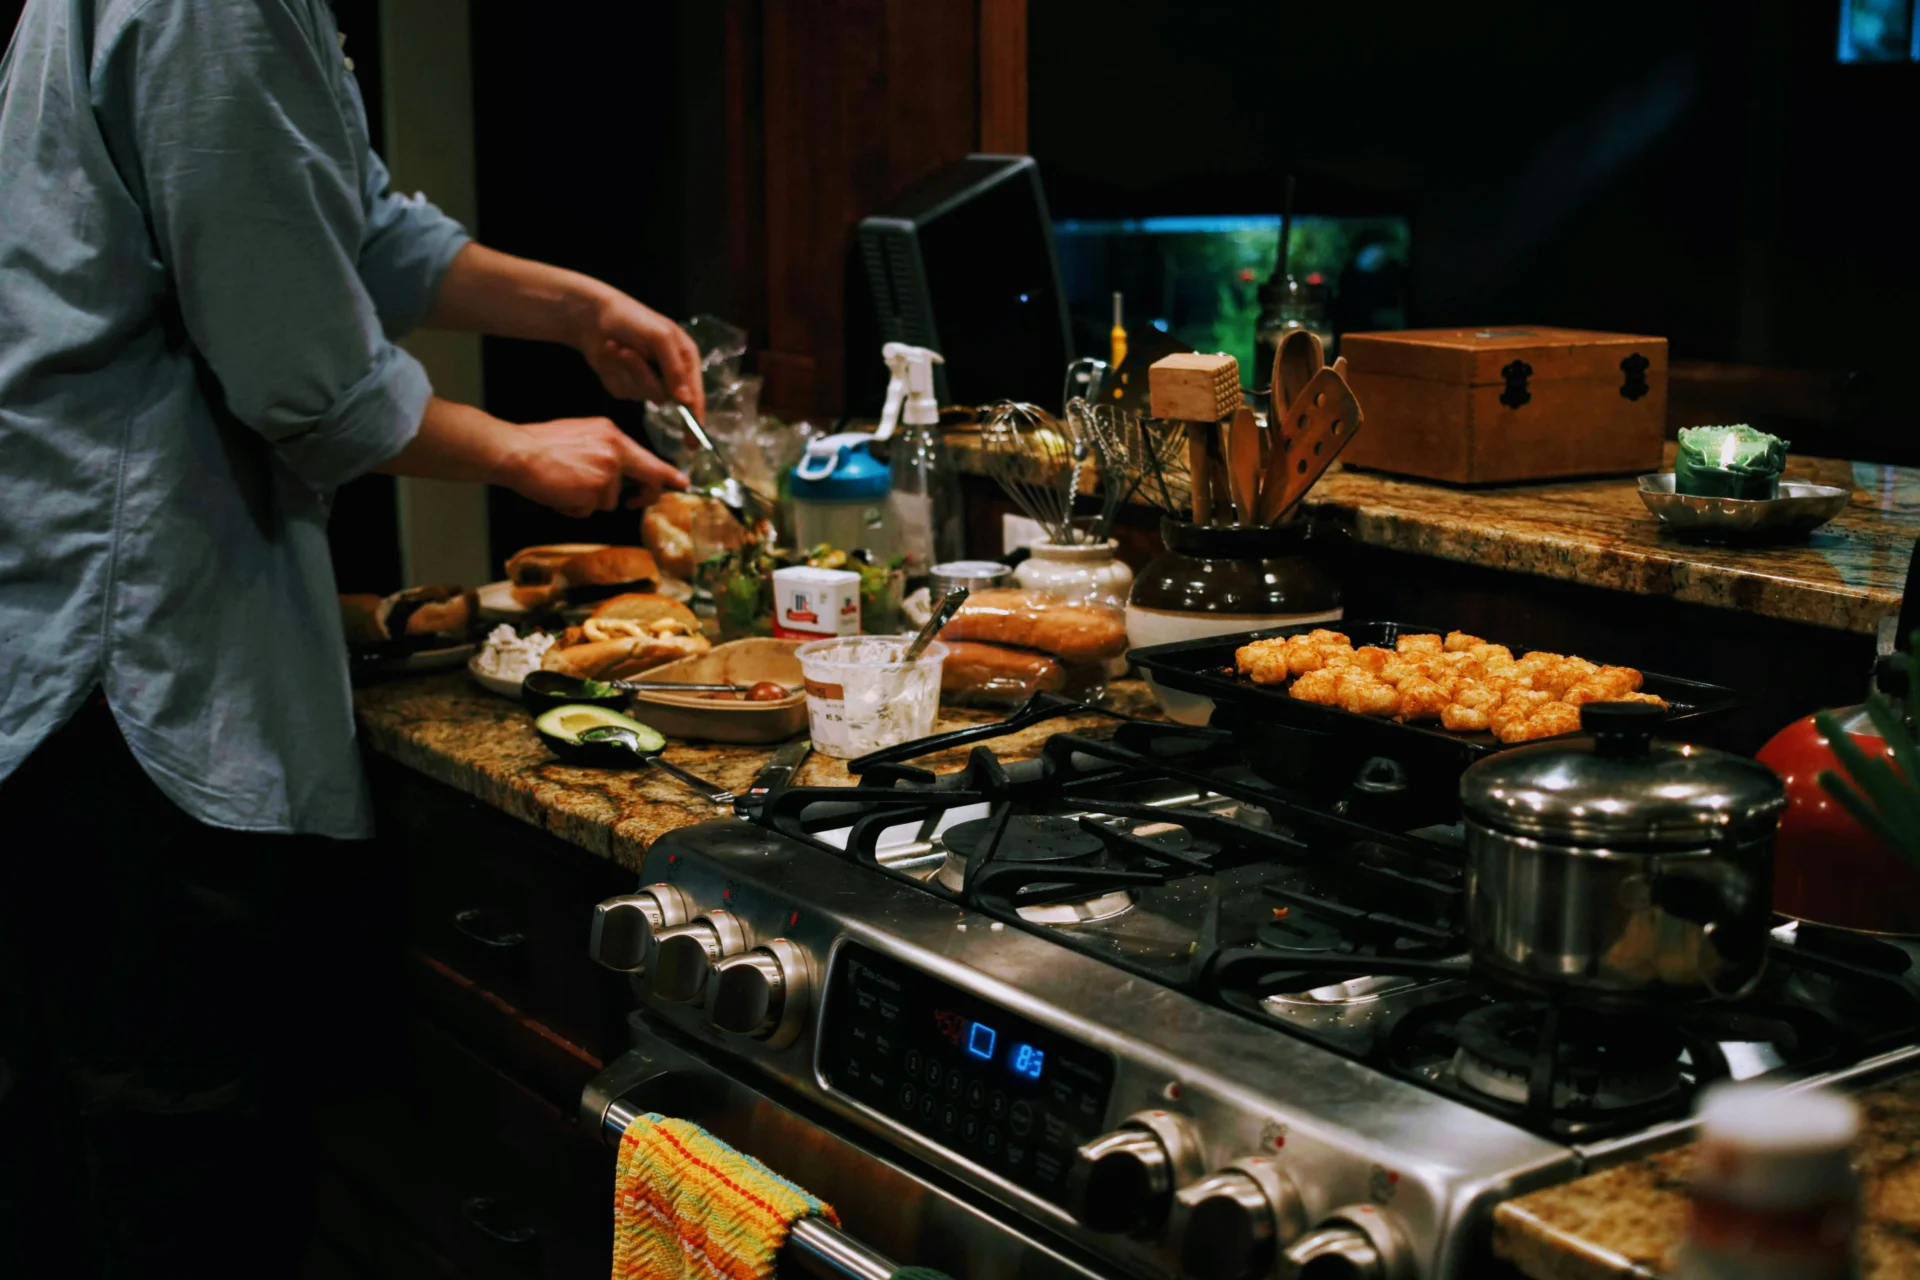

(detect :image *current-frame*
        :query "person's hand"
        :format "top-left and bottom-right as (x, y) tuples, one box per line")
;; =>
(576, 289), (707, 422)
(502, 417), (689, 517)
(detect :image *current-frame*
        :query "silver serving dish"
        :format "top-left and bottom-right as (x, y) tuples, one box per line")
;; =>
(1637, 472), (1851, 540)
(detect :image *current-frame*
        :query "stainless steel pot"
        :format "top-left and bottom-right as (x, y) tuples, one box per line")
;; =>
(1459, 703), (1787, 1003)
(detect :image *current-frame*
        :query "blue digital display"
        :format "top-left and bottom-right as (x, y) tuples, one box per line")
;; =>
(1010, 1043), (1045, 1080)
(967, 1021), (997, 1060)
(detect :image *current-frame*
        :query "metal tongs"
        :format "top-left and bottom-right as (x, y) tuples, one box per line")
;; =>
(666, 401), (771, 526)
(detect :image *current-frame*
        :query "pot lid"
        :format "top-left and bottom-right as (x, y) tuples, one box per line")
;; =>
(1459, 703), (1786, 845)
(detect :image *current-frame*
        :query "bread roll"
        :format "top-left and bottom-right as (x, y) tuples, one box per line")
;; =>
(642, 507), (695, 580)
(539, 633), (709, 681)
(939, 589), (1127, 663)
(400, 586), (476, 638)
(941, 642), (1066, 703)
(561, 546), (659, 589)
(507, 543), (608, 587)
(340, 594), (387, 645)
(589, 592), (699, 631)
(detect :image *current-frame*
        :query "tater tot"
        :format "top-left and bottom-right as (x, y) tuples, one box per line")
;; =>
(1306, 629), (1351, 649)
(1505, 702), (1582, 743)
(1444, 631), (1486, 653)
(1467, 644), (1514, 665)
(1441, 704), (1492, 732)
(1350, 646), (1394, 676)
(1489, 690), (1554, 737)
(1394, 677), (1451, 722)
(1396, 633), (1444, 656)
(1334, 669), (1401, 718)
(1289, 668), (1341, 705)
(1236, 642), (1291, 686)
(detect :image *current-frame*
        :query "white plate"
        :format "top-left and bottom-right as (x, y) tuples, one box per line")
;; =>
(476, 580), (526, 620)
(351, 641), (478, 676)
(466, 655), (525, 699)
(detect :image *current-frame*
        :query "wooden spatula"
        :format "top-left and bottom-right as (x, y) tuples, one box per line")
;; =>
(1256, 367), (1364, 524)
(1226, 405), (1261, 524)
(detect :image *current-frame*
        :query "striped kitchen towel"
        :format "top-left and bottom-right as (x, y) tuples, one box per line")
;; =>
(613, 1110), (838, 1280)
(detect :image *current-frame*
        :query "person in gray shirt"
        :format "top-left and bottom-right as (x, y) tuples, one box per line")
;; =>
(0, 0), (706, 1270)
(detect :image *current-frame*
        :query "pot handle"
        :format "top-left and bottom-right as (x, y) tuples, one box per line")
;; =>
(1651, 836), (1767, 1000)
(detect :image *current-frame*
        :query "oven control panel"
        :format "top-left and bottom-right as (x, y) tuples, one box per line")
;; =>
(817, 943), (1114, 1206)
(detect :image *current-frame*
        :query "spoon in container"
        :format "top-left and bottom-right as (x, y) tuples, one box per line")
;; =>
(575, 725), (736, 806)
(903, 588), (970, 663)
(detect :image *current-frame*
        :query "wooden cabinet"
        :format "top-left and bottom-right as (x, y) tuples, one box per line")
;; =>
(309, 757), (638, 1278)
(726, 0), (1029, 417)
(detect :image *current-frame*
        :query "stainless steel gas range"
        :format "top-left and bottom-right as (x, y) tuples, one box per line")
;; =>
(580, 718), (1920, 1280)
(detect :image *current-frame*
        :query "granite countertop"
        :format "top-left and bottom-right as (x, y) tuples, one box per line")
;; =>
(949, 431), (1919, 635)
(355, 671), (1159, 873)
(1493, 1073), (1920, 1279)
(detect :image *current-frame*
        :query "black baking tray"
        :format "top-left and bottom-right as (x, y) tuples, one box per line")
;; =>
(1131, 620), (1743, 770)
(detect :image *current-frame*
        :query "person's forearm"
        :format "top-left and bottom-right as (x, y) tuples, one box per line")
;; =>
(374, 395), (524, 486)
(423, 243), (605, 348)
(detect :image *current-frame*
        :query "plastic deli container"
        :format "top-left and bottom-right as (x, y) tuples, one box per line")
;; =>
(796, 635), (948, 759)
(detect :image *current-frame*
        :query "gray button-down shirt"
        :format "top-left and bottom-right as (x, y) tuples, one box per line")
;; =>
(0, 0), (470, 837)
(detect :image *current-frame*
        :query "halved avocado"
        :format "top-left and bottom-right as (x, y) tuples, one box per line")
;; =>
(534, 704), (665, 765)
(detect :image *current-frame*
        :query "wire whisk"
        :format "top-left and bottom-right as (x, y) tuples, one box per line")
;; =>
(980, 401), (1084, 545)
(1069, 397), (1187, 532)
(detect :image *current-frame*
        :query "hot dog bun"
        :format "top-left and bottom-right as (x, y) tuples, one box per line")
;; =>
(938, 589), (1128, 663)
(539, 633), (710, 681)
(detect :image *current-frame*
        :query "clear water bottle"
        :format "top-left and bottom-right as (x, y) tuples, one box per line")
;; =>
(888, 422), (963, 580)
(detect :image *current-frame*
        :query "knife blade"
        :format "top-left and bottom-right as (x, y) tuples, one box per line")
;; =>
(735, 737), (812, 815)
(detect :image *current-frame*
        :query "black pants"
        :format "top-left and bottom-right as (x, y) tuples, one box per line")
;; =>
(0, 697), (399, 1276)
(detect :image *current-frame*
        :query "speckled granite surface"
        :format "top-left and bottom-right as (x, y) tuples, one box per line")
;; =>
(951, 431), (1917, 634)
(1306, 447), (1917, 635)
(355, 672), (1159, 873)
(1493, 1072), (1920, 1279)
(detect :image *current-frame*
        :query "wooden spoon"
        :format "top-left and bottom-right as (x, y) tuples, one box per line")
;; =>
(1273, 330), (1325, 447)
(1227, 405), (1261, 525)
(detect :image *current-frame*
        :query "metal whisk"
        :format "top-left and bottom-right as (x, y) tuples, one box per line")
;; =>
(980, 401), (1084, 545)
(1070, 397), (1186, 529)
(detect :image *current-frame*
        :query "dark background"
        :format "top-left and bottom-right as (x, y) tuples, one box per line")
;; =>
(6, 0), (1915, 583)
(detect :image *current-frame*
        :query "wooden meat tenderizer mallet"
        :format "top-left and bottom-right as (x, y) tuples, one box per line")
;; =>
(1148, 352), (1241, 524)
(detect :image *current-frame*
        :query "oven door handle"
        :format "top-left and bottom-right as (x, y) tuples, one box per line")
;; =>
(584, 1051), (900, 1280)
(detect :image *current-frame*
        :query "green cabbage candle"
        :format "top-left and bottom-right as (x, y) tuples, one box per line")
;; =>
(1674, 425), (1789, 500)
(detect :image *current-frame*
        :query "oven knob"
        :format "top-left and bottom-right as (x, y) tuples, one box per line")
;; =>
(707, 939), (811, 1047)
(1172, 1159), (1305, 1280)
(588, 883), (693, 972)
(1282, 1206), (1412, 1280)
(649, 910), (749, 1004)
(1066, 1110), (1204, 1236)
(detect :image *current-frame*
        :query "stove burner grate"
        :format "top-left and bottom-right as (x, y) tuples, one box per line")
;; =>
(1452, 1001), (1689, 1113)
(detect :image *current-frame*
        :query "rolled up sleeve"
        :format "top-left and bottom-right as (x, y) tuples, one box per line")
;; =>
(356, 143), (470, 339)
(98, 0), (428, 492)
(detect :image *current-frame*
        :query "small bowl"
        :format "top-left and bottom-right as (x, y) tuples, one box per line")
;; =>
(522, 669), (631, 718)
(1637, 473), (1851, 543)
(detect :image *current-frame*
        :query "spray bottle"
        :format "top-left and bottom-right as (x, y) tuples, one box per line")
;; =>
(874, 342), (962, 578)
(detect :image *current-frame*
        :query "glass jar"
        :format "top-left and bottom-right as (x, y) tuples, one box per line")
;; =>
(1126, 519), (1342, 725)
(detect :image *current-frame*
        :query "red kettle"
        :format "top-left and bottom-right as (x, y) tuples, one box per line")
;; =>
(1758, 654), (1920, 935)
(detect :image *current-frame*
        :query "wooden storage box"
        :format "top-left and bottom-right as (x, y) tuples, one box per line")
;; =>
(1338, 327), (1668, 484)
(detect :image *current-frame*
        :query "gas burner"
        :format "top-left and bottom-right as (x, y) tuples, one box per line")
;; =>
(1451, 1002), (1688, 1114)
(1257, 911), (1349, 954)
(934, 813), (1135, 925)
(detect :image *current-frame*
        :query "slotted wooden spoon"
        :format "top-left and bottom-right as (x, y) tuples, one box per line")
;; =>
(1256, 367), (1364, 524)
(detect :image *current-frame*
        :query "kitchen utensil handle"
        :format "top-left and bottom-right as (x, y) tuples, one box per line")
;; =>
(597, 1090), (895, 1280)
(648, 756), (736, 806)
(844, 691), (1129, 774)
